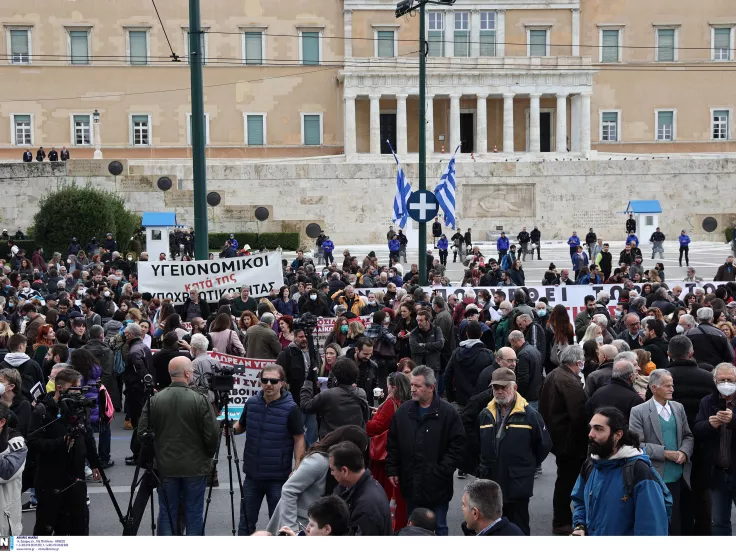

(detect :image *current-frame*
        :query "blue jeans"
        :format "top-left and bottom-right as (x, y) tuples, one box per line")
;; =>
(303, 411), (318, 448)
(238, 477), (285, 535)
(711, 468), (736, 536)
(156, 476), (207, 536)
(95, 422), (111, 463)
(406, 500), (449, 536)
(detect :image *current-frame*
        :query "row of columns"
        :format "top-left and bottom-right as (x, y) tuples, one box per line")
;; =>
(345, 92), (592, 155)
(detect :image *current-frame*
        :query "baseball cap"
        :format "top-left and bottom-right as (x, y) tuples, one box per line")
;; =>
(491, 368), (517, 386)
(728, 301), (736, 309)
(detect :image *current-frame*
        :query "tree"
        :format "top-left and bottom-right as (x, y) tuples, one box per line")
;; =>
(32, 184), (139, 255)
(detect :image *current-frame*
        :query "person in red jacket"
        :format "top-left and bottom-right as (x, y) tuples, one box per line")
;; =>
(365, 372), (412, 531)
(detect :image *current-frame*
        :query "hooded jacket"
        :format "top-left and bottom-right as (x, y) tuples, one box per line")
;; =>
(571, 446), (669, 535)
(0, 429), (26, 536)
(0, 353), (44, 401)
(444, 340), (495, 406)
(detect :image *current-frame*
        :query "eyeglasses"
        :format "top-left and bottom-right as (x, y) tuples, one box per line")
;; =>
(260, 378), (281, 385)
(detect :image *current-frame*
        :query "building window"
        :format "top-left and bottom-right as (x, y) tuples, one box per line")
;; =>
(645, 216), (654, 226)
(656, 28), (675, 62)
(528, 29), (548, 57)
(656, 110), (675, 141)
(600, 29), (621, 62)
(300, 31), (320, 66)
(68, 30), (90, 65)
(9, 29), (30, 64)
(13, 114), (32, 146)
(712, 109), (730, 140)
(376, 30), (395, 58)
(128, 30), (149, 65)
(187, 113), (210, 145)
(302, 114), (322, 146)
(73, 115), (91, 146)
(601, 111), (619, 142)
(454, 12), (470, 57)
(131, 115), (150, 146)
(428, 12), (444, 57)
(186, 31), (207, 65)
(480, 12), (496, 57)
(243, 31), (263, 65)
(245, 114), (266, 146)
(713, 27), (733, 61)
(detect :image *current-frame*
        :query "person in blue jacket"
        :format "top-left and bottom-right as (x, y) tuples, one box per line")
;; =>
(571, 246), (589, 280)
(678, 230), (691, 267)
(321, 236), (335, 265)
(625, 231), (639, 247)
(571, 407), (670, 536)
(229, 233), (239, 251)
(388, 236), (401, 268)
(567, 231), (581, 258)
(496, 232), (510, 263)
(437, 234), (449, 266)
(578, 264), (603, 285)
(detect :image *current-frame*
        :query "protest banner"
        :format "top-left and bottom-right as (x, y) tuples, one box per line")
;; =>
(138, 251), (282, 305)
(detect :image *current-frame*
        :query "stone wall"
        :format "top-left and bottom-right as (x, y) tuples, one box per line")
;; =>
(1, 157), (735, 245)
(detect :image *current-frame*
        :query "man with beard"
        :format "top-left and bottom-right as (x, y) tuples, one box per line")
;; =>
(570, 406), (670, 536)
(574, 295), (597, 343)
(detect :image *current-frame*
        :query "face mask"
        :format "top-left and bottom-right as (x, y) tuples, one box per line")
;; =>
(478, 300), (486, 307)
(369, 301), (376, 305)
(595, 336), (604, 344)
(340, 325), (348, 333)
(536, 309), (546, 317)
(615, 310), (623, 319)
(309, 294), (317, 301)
(7, 303), (13, 309)
(717, 382), (736, 397)
(23, 316), (29, 322)
(676, 325), (684, 334)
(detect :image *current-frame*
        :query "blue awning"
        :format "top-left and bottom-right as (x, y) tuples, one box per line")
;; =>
(142, 212), (177, 227)
(624, 200), (662, 214)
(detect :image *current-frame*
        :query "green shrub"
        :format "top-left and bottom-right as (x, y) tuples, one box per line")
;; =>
(32, 185), (139, 255)
(0, 240), (36, 260)
(208, 232), (299, 251)
(726, 227), (734, 244)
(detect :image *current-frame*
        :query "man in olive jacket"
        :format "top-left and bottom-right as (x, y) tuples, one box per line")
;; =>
(138, 357), (218, 536)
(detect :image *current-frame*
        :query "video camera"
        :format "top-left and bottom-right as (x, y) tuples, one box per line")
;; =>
(292, 313), (318, 332)
(208, 364), (246, 393)
(58, 386), (97, 429)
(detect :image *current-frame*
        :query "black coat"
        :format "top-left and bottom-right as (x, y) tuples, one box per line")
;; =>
(459, 388), (493, 474)
(584, 360), (614, 398)
(685, 324), (735, 367)
(276, 345), (320, 407)
(386, 394), (465, 507)
(480, 517), (526, 536)
(515, 342), (544, 402)
(474, 362), (500, 395)
(693, 392), (736, 488)
(477, 395), (551, 502)
(177, 298), (211, 322)
(655, 359), (717, 425)
(9, 393), (32, 437)
(538, 365), (588, 458)
(334, 469), (392, 536)
(152, 347), (188, 389)
(125, 337), (153, 392)
(585, 377), (643, 421)
(642, 337), (669, 369)
(444, 343), (495, 406)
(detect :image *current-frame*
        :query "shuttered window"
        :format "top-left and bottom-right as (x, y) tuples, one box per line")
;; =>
(10, 30), (30, 64)
(601, 112), (618, 142)
(480, 12), (496, 57)
(601, 29), (620, 62)
(657, 29), (675, 62)
(713, 28), (731, 60)
(529, 30), (547, 56)
(376, 31), (395, 57)
(70, 31), (89, 65)
(657, 111), (674, 141)
(129, 31), (148, 65)
(302, 32), (320, 65)
(246, 115), (264, 146)
(428, 13), (444, 57)
(303, 115), (321, 145)
(244, 32), (263, 65)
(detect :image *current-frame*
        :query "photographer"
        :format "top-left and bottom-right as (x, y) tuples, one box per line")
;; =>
(28, 368), (101, 536)
(0, 402), (27, 536)
(123, 323), (153, 467)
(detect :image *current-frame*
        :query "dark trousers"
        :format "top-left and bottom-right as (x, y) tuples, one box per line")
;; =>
(34, 482), (88, 535)
(711, 468), (736, 536)
(666, 479), (682, 535)
(569, 247), (577, 258)
(552, 453), (584, 531)
(503, 499), (530, 535)
(324, 251), (334, 265)
(498, 249), (507, 263)
(239, 477), (285, 535)
(679, 246), (689, 265)
(439, 249), (448, 266)
(532, 242), (541, 259)
(127, 390), (145, 458)
(682, 450), (712, 535)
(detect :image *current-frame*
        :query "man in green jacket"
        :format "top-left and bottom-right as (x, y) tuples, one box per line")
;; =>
(138, 356), (219, 535)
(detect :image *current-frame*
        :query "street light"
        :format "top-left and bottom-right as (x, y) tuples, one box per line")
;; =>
(92, 109), (103, 159)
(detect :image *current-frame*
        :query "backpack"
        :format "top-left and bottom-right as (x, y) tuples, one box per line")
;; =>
(580, 457), (673, 521)
(113, 350), (125, 375)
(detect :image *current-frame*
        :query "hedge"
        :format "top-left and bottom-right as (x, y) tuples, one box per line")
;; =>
(727, 228), (734, 244)
(0, 240), (37, 260)
(208, 232), (300, 251)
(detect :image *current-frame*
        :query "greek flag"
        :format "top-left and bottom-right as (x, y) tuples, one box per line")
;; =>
(388, 141), (412, 229)
(434, 145), (460, 229)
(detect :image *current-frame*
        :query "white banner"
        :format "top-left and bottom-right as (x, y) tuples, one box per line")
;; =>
(138, 252), (282, 305)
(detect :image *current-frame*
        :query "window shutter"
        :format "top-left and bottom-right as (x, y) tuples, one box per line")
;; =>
(714, 28), (731, 50)
(302, 32), (319, 65)
(10, 30), (29, 55)
(529, 30), (547, 56)
(601, 30), (619, 62)
(454, 30), (470, 57)
(602, 112), (618, 123)
(657, 29), (675, 61)
(480, 31), (496, 56)
(428, 31), (444, 57)
(244, 32), (262, 65)
(129, 31), (148, 64)
(658, 111), (673, 126)
(714, 109), (729, 120)
(70, 31), (89, 65)
(377, 31), (394, 57)
(247, 115), (264, 146)
(14, 115), (30, 125)
(303, 115), (321, 145)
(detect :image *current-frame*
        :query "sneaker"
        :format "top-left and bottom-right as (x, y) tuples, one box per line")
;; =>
(123, 420), (133, 430)
(22, 501), (36, 512)
(457, 471), (467, 479)
(84, 465), (93, 480)
(86, 496), (90, 506)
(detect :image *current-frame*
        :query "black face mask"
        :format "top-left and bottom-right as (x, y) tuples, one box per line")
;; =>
(589, 434), (616, 459)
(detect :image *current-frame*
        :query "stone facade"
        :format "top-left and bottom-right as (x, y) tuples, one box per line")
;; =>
(2, 158), (735, 244)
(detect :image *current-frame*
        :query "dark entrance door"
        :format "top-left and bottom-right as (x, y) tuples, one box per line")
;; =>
(380, 114), (397, 154)
(460, 113), (474, 153)
(540, 112), (552, 152)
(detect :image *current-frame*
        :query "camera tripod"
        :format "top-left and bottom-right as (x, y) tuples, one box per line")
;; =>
(202, 393), (244, 535)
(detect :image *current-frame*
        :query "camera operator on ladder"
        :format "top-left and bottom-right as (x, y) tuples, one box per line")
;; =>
(28, 368), (101, 536)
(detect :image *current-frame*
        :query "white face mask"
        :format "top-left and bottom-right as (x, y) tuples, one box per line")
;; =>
(676, 324), (684, 334)
(717, 382), (736, 397)
(595, 336), (604, 344)
(309, 294), (317, 301)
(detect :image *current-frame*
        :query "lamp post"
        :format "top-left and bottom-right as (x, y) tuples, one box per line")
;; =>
(92, 109), (102, 159)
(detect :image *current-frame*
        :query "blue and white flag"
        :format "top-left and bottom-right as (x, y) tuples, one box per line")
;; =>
(388, 141), (412, 229)
(434, 145), (460, 229)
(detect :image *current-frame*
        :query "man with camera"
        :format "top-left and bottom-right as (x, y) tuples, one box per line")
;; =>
(123, 323), (153, 467)
(28, 367), (101, 536)
(137, 357), (218, 536)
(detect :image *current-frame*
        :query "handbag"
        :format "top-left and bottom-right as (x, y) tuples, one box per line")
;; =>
(225, 330), (239, 355)
(369, 400), (398, 462)
(373, 334), (395, 359)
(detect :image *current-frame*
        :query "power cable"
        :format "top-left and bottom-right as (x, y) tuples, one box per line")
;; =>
(151, 0), (180, 62)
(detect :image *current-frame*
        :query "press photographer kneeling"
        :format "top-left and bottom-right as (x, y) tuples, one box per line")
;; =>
(27, 367), (101, 536)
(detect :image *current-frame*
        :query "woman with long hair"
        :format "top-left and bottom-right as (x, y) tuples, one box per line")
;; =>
(32, 324), (55, 366)
(396, 357), (416, 376)
(153, 301), (177, 339)
(162, 313), (187, 340)
(0, 322), (13, 352)
(324, 316), (348, 348)
(139, 319), (152, 348)
(209, 312), (245, 356)
(277, 315), (294, 349)
(394, 302), (417, 359)
(322, 343), (341, 377)
(265, 425), (369, 535)
(665, 306), (687, 340)
(366, 372), (412, 530)
(344, 320), (365, 349)
(546, 304), (574, 370)
(273, 286), (299, 317)
(582, 339), (600, 381)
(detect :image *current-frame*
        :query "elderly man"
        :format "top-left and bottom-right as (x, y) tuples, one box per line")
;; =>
(584, 344), (618, 396)
(616, 313), (644, 351)
(245, 312), (282, 360)
(476, 368), (551, 534)
(475, 347), (517, 394)
(190, 333), (221, 406)
(585, 359), (643, 420)
(678, 313), (696, 335)
(331, 285), (366, 317)
(693, 363), (736, 535)
(630, 369), (694, 535)
(592, 314), (614, 344)
(683, 267), (703, 283)
(123, 323), (153, 466)
(515, 313), (546, 359)
(538, 345), (589, 535)
(651, 287), (675, 316)
(508, 330), (543, 410)
(686, 307), (735, 367)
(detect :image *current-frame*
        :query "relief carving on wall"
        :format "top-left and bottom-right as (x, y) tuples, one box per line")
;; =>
(462, 184), (536, 218)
